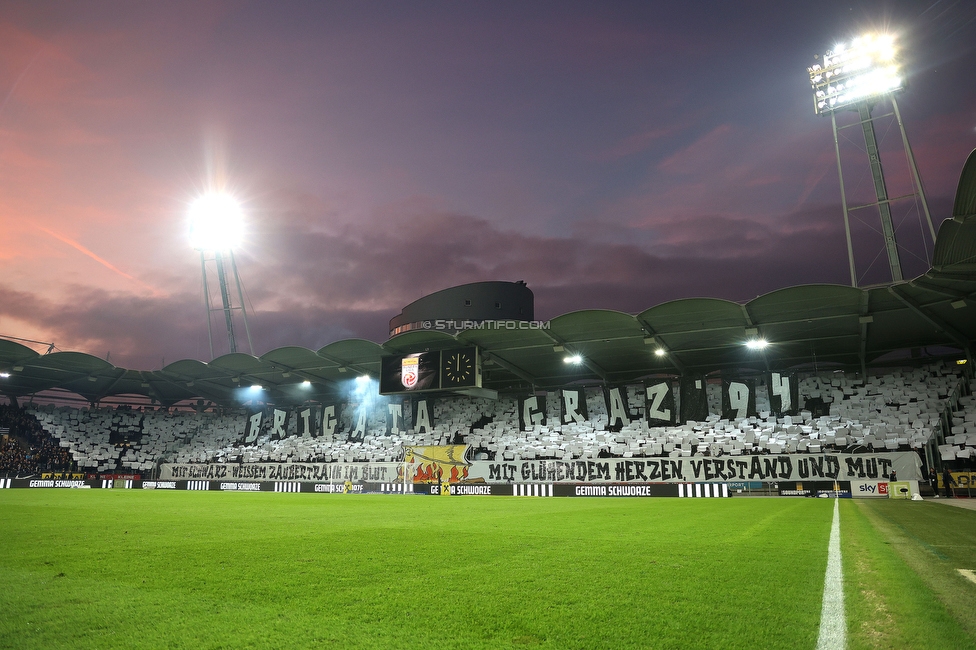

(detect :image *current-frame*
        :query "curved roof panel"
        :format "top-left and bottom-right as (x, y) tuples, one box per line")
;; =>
(319, 339), (386, 361)
(209, 353), (266, 374)
(953, 148), (976, 219)
(748, 284), (862, 321)
(456, 326), (551, 350)
(933, 218), (976, 271)
(162, 359), (218, 378)
(0, 339), (40, 366)
(747, 285), (863, 364)
(638, 298), (750, 365)
(318, 339), (386, 379)
(31, 351), (114, 374)
(381, 331), (458, 354)
(259, 346), (321, 367)
(549, 310), (644, 342)
(639, 297), (746, 331)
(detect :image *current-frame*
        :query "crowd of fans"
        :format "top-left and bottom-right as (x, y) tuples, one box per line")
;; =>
(0, 405), (75, 476)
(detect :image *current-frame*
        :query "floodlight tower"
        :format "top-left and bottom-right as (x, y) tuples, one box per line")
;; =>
(188, 193), (254, 358)
(808, 33), (936, 286)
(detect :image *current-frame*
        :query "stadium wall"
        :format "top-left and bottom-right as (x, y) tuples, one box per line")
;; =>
(1, 477), (932, 499)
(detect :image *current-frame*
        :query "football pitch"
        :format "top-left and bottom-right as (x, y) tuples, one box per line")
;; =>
(1, 492), (974, 649)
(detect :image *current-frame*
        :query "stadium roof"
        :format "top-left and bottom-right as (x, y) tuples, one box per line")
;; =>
(3, 151), (975, 407)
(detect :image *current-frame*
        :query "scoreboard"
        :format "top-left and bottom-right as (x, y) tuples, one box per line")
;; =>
(379, 347), (481, 395)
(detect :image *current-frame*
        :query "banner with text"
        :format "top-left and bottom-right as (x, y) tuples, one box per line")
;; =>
(161, 461), (402, 483)
(161, 452), (920, 485)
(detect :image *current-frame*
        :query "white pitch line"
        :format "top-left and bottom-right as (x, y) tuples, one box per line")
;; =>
(958, 569), (976, 585)
(817, 498), (846, 650)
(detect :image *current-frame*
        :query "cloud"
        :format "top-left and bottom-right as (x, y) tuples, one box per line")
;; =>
(0, 281), (388, 370)
(0, 2), (972, 375)
(656, 124), (735, 176)
(0, 195), (867, 370)
(592, 123), (689, 163)
(234, 193), (951, 317)
(36, 226), (163, 296)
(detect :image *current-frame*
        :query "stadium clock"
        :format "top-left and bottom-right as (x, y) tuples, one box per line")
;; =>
(441, 348), (477, 388)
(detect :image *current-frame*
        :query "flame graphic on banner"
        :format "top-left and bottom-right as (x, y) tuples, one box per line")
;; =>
(402, 445), (474, 484)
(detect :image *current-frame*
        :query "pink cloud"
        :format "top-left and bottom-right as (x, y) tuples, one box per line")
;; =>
(656, 124), (734, 175)
(592, 123), (688, 162)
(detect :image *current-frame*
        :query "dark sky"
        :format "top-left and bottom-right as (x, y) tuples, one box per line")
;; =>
(1, 0), (974, 369)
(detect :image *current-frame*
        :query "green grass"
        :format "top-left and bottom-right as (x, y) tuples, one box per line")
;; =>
(0, 492), (973, 649)
(841, 499), (976, 650)
(0, 492), (835, 650)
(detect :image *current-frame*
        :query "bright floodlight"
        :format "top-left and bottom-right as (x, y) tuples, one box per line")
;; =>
(808, 33), (901, 115)
(356, 375), (370, 382)
(564, 354), (583, 365)
(654, 348), (667, 357)
(188, 193), (244, 251)
(249, 384), (263, 391)
(0, 372), (9, 378)
(300, 380), (312, 388)
(746, 338), (769, 351)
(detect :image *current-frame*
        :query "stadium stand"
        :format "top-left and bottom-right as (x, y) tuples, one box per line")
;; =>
(2, 362), (963, 477)
(0, 404), (74, 475)
(942, 393), (976, 462)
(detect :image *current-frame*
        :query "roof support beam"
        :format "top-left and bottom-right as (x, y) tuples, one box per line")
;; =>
(887, 286), (973, 365)
(136, 371), (169, 405)
(858, 290), (870, 380)
(314, 351), (373, 378)
(634, 311), (860, 344)
(634, 315), (687, 374)
(479, 336), (635, 354)
(156, 371), (237, 404)
(670, 332), (862, 357)
(482, 351), (537, 387)
(535, 329), (610, 382)
(740, 303), (770, 372)
(264, 361), (340, 389)
(910, 276), (976, 300)
(92, 370), (130, 402)
(150, 372), (206, 404)
(476, 309), (865, 355)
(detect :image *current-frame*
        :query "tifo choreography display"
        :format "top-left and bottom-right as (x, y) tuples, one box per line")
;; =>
(22, 364), (967, 469)
(2, 362), (973, 498)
